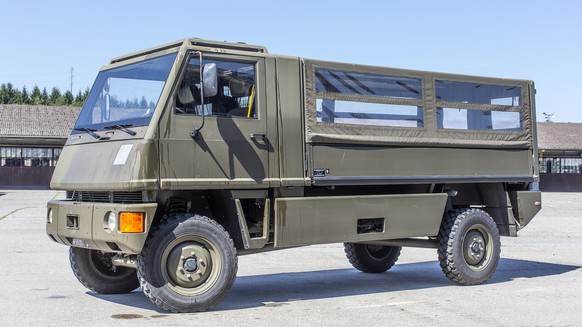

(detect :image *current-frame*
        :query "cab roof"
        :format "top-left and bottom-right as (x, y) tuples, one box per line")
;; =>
(110, 38), (268, 64)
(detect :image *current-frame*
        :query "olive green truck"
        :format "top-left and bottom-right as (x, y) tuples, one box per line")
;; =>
(46, 38), (542, 313)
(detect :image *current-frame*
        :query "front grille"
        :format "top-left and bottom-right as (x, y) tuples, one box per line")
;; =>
(66, 191), (144, 204)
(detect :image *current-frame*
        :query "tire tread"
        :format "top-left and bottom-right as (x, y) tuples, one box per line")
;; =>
(344, 243), (401, 273)
(137, 214), (237, 313)
(69, 247), (139, 294)
(437, 208), (500, 285)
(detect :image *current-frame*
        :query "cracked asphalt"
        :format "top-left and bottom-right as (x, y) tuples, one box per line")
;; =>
(0, 190), (581, 326)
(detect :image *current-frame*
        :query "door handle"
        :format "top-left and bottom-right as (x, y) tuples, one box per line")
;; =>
(250, 133), (268, 141)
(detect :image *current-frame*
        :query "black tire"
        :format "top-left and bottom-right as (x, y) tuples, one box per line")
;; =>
(69, 247), (139, 294)
(437, 208), (501, 285)
(344, 243), (402, 273)
(137, 214), (237, 313)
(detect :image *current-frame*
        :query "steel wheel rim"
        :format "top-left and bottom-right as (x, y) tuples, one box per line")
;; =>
(364, 245), (392, 261)
(462, 224), (493, 271)
(161, 235), (222, 296)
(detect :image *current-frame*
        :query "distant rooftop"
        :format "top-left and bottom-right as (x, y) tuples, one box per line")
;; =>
(538, 122), (582, 151)
(0, 104), (80, 138)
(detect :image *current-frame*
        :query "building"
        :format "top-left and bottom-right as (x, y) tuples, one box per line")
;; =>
(0, 105), (80, 189)
(2, 104), (582, 191)
(538, 122), (582, 191)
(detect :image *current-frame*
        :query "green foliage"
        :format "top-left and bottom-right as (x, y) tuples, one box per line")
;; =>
(31, 86), (42, 105)
(0, 83), (89, 107)
(49, 87), (62, 105)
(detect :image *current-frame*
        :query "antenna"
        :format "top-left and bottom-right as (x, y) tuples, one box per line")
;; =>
(542, 112), (554, 123)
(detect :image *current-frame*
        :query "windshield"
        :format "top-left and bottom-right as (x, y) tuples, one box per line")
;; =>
(73, 53), (176, 132)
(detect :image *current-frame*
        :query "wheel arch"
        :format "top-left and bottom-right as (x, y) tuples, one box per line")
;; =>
(445, 183), (519, 236)
(152, 190), (251, 250)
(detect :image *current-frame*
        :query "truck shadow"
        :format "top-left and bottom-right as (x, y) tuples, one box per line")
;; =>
(88, 258), (580, 313)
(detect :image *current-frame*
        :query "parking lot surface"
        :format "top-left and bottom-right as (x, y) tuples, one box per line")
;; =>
(0, 191), (580, 326)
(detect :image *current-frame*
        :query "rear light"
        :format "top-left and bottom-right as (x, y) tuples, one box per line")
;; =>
(119, 212), (145, 233)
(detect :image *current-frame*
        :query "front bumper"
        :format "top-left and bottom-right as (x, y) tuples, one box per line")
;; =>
(46, 200), (157, 254)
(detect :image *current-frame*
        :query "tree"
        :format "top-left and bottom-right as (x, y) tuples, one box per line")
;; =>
(31, 86), (42, 105)
(4, 83), (16, 104)
(73, 90), (83, 107)
(0, 83), (89, 107)
(9, 89), (21, 104)
(41, 88), (49, 105)
(7, 83), (22, 104)
(72, 87), (90, 107)
(49, 87), (62, 105)
(63, 90), (74, 105)
(21, 85), (31, 104)
(0, 84), (7, 104)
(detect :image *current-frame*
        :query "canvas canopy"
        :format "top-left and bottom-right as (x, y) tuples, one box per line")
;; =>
(303, 59), (533, 148)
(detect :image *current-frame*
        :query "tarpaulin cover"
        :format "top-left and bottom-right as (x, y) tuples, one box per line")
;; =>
(304, 59), (533, 148)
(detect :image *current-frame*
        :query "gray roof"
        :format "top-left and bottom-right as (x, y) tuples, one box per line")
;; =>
(537, 122), (582, 151)
(0, 104), (81, 138)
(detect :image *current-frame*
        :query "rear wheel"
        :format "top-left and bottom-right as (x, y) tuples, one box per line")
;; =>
(437, 208), (501, 285)
(69, 247), (139, 294)
(344, 243), (401, 273)
(137, 214), (237, 313)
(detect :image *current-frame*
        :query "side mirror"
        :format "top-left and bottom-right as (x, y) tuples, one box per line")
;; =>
(202, 63), (218, 97)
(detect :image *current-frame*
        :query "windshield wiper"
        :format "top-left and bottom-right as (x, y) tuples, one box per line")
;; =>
(74, 127), (108, 140)
(104, 124), (137, 136)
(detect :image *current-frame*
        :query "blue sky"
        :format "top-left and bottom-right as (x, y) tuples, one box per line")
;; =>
(1, 1), (580, 122)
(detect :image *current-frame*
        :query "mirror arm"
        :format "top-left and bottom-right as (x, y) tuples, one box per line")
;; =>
(191, 51), (205, 139)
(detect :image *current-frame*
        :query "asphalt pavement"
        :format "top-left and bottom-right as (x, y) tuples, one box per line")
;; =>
(0, 190), (580, 326)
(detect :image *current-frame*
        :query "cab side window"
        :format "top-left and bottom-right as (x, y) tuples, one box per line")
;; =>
(176, 58), (257, 118)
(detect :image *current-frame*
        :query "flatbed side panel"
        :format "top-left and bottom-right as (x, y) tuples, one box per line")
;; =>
(274, 193), (447, 248)
(310, 145), (531, 179)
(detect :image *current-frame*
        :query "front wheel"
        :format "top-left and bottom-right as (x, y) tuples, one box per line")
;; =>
(69, 247), (139, 294)
(137, 214), (237, 313)
(437, 208), (501, 285)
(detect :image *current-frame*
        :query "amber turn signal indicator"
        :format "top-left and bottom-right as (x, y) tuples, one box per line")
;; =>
(119, 212), (145, 233)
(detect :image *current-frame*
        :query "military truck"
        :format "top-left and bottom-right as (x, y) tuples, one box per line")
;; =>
(46, 38), (542, 313)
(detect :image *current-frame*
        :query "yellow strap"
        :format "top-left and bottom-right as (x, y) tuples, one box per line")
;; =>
(247, 85), (255, 118)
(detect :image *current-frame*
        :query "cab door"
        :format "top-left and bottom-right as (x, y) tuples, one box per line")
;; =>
(159, 53), (273, 189)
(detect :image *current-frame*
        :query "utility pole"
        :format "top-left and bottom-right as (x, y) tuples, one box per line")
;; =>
(70, 66), (74, 94)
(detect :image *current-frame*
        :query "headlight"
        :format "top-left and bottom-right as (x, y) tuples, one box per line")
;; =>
(47, 208), (53, 224)
(107, 212), (117, 232)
